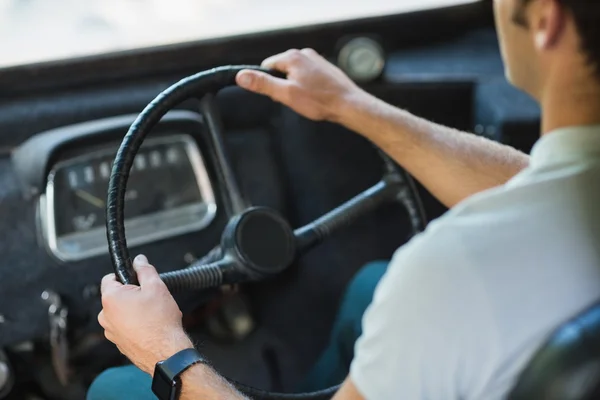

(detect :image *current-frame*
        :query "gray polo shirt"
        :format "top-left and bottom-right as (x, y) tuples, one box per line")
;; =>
(351, 125), (600, 399)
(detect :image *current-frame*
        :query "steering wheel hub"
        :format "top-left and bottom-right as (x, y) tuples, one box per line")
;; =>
(223, 207), (295, 276)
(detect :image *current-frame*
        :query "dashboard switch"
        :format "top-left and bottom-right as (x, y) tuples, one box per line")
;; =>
(41, 291), (70, 386)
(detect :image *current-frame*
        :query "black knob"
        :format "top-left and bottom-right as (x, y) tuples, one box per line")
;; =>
(222, 208), (295, 277)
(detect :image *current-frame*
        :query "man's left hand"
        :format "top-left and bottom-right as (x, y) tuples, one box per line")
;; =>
(99, 254), (194, 374)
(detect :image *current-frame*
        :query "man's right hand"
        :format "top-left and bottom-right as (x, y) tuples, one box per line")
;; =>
(236, 48), (365, 123)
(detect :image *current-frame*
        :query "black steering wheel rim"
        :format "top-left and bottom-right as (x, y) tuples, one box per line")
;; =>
(105, 65), (427, 399)
(106, 65), (275, 285)
(106, 65), (427, 291)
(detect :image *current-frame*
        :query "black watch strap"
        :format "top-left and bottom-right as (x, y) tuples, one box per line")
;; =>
(152, 348), (206, 400)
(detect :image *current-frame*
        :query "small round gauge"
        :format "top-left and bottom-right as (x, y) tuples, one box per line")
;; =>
(337, 37), (386, 83)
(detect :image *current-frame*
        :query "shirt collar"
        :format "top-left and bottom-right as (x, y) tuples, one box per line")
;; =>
(530, 125), (600, 169)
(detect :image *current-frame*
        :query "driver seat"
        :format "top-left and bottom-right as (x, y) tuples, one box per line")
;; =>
(509, 302), (600, 399)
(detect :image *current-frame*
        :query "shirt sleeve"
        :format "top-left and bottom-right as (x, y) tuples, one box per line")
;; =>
(349, 228), (500, 400)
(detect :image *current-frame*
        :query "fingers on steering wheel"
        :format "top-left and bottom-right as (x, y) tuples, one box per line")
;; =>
(300, 48), (319, 57)
(97, 310), (107, 328)
(132, 257), (162, 287)
(261, 48), (299, 71)
(236, 70), (292, 103)
(261, 48), (318, 70)
(100, 273), (121, 294)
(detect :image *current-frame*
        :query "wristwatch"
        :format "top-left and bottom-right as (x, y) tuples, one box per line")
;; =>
(151, 348), (206, 400)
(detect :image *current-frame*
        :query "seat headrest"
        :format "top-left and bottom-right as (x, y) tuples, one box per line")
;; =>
(509, 303), (600, 400)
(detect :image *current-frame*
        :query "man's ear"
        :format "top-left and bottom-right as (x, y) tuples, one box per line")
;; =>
(532, 0), (567, 50)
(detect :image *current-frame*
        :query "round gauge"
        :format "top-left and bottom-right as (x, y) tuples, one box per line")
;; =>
(43, 134), (217, 261)
(337, 37), (385, 83)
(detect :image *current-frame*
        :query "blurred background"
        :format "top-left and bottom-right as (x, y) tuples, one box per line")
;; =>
(0, 0), (477, 68)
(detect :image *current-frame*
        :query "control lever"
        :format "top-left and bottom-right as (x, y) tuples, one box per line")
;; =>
(41, 290), (70, 386)
(199, 94), (248, 216)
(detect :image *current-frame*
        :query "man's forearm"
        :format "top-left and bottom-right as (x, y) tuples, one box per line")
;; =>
(336, 92), (530, 208)
(144, 333), (247, 400)
(179, 363), (247, 400)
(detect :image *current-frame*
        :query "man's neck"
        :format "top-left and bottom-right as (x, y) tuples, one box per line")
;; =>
(540, 69), (600, 135)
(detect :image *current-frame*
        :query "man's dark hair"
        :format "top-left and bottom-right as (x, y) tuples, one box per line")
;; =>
(514, 0), (600, 80)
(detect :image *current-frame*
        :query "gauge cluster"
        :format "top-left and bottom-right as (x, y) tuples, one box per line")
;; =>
(39, 134), (216, 261)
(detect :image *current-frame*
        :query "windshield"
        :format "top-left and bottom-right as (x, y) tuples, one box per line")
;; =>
(0, 0), (479, 68)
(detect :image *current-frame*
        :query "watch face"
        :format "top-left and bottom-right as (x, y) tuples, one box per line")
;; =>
(151, 349), (204, 400)
(152, 363), (178, 400)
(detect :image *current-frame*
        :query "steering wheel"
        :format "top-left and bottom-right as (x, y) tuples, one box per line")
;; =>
(105, 65), (427, 399)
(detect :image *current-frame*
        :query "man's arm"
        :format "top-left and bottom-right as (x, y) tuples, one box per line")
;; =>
(340, 93), (530, 208)
(98, 256), (246, 399)
(178, 363), (247, 399)
(98, 256), (363, 399)
(236, 49), (530, 208)
(98, 242), (491, 400)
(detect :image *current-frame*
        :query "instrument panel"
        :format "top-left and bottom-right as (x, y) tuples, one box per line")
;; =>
(39, 134), (217, 261)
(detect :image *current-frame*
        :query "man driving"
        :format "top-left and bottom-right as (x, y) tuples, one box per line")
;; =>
(88, 0), (600, 398)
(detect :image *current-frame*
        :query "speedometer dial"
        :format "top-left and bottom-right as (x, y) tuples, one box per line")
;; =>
(41, 134), (216, 261)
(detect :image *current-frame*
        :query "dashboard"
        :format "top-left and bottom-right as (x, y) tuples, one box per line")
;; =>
(2, 111), (235, 346)
(0, 97), (294, 347)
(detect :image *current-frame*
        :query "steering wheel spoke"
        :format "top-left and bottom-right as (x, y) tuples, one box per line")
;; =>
(199, 93), (248, 217)
(294, 177), (403, 253)
(159, 257), (236, 292)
